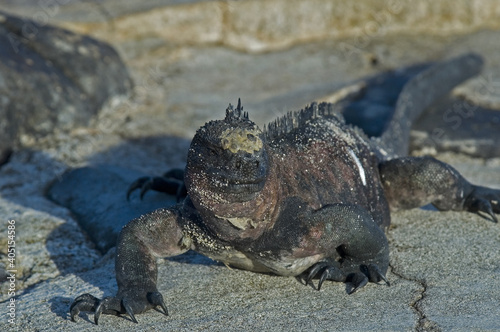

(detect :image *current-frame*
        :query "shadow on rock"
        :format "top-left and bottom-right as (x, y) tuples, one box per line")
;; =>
(411, 96), (500, 157)
(46, 135), (219, 270)
(339, 61), (500, 157)
(50, 296), (73, 322)
(341, 62), (431, 137)
(46, 135), (192, 254)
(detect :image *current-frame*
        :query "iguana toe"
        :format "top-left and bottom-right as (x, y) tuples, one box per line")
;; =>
(365, 263), (390, 286)
(147, 291), (169, 316)
(305, 262), (345, 290)
(347, 273), (368, 294)
(305, 262), (329, 287)
(305, 261), (389, 292)
(126, 174), (186, 201)
(94, 297), (122, 325)
(121, 298), (138, 324)
(464, 186), (500, 223)
(126, 176), (152, 200)
(317, 266), (345, 291)
(70, 293), (99, 322)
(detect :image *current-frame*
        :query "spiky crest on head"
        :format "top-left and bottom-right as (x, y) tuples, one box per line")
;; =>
(219, 98), (263, 153)
(192, 99), (264, 155)
(225, 98), (249, 124)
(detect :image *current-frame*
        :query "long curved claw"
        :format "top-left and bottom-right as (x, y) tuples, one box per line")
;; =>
(347, 273), (368, 294)
(126, 177), (151, 201)
(464, 186), (500, 223)
(139, 181), (153, 200)
(305, 262), (328, 286)
(122, 298), (138, 324)
(305, 261), (389, 293)
(148, 291), (169, 316)
(94, 297), (121, 325)
(126, 174), (187, 201)
(305, 262), (346, 291)
(366, 263), (390, 286)
(94, 300), (103, 325)
(317, 266), (344, 291)
(475, 198), (498, 223)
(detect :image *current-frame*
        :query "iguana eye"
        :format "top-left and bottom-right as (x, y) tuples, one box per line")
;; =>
(208, 148), (218, 157)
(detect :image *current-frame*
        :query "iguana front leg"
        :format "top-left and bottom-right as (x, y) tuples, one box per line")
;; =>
(254, 198), (390, 293)
(70, 207), (191, 324)
(302, 203), (390, 293)
(379, 156), (500, 222)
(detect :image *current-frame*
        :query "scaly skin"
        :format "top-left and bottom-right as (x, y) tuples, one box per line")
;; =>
(70, 54), (500, 324)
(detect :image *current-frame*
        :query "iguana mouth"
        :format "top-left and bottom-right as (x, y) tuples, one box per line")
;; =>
(225, 181), (265, 194)
(205, 173), (266, 201)
(205, 164), (267, 194)
(214, 176), (266, 193)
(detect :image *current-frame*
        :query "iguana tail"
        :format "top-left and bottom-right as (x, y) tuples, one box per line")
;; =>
(376, 53), (484, 159)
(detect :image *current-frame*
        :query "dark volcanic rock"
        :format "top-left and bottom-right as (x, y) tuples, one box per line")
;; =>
(0, 11), (133, 164)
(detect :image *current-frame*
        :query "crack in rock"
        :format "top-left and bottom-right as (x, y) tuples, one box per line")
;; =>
(389, 263), (441, 332)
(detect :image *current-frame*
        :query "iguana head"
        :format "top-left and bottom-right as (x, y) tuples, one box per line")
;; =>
(185, 99), (269, 206)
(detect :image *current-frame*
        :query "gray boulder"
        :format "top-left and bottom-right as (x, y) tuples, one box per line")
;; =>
(0, 11), (133, 165)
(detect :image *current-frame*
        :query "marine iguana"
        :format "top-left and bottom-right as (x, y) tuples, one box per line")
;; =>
(70, 53), (500, 324)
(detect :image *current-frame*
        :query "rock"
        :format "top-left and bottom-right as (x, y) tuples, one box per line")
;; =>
(0, 150), (101, 303)
(411, 96), (500, 157)
(0, 11), (132, 165)
(7, 0), (500, 54)
(0, 198), (101, 303)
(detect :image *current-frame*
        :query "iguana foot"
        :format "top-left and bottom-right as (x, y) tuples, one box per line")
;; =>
(70, 291), (168, 324)
(70, 294), (100, 322)
(305, 262), (389, 293)
(126, 169), (186, 202)
(305, 262), (344, 291)
(464, 185), (500, 223)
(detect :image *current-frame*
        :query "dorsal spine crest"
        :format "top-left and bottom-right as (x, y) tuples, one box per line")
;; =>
(264, 102), (341, 141)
